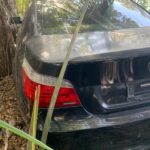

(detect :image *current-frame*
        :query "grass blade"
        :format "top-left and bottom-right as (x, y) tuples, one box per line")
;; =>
(41, 0), (90, 145)
(0, 120), (53, 150)
(28, 86), (40, 150)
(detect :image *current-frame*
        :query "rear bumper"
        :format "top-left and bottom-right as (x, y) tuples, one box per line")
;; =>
(37, 106), (150, 133)
(37, 119), (150, 150)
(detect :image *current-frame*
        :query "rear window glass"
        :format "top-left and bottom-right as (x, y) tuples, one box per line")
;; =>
(36, 0), (150, 35)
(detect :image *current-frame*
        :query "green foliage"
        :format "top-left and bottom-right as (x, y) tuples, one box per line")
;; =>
(16, 0), (30, 16)
(135, 0), (150, 11)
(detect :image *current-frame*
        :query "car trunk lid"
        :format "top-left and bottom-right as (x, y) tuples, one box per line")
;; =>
(25, 27), (150, 114)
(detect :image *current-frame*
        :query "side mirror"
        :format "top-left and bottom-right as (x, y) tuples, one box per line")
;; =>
(10, 16), (22, 24)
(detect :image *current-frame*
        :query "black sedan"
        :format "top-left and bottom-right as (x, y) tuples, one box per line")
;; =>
(14, 0), (150, 149)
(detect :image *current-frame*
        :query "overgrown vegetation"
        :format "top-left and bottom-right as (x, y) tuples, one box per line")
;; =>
(16, 0), (30, 16)
(0, 1), (52, 149)
(0, 0), (150, 150)
(135, 0), (150, 11)
(0, 0), (16, 77)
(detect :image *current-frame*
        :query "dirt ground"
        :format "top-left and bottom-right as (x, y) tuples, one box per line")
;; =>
(0, 76), (28, 150)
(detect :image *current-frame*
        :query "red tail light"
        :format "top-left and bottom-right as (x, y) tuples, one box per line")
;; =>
(22, 59), (81, 108)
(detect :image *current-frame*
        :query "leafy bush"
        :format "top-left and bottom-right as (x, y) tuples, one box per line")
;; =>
(16, 0), (30, 16)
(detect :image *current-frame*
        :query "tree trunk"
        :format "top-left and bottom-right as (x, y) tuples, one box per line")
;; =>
(0, 0), (17, 77)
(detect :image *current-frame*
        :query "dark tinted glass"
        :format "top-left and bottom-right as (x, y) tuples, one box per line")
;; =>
(36, 0), (150, 35)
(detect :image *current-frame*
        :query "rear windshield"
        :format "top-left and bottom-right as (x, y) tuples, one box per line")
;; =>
(36, 0), (150, 35)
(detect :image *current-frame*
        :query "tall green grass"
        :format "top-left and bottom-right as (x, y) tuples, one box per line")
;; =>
(28, 86), (40, 150)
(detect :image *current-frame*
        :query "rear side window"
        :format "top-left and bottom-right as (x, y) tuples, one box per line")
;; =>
(36, 0), (150, 35)
(21, 3), (37, 39)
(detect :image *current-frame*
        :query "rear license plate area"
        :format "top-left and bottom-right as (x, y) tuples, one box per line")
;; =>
(127, 79), (150, 101)
(134, 79), (150, 95)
